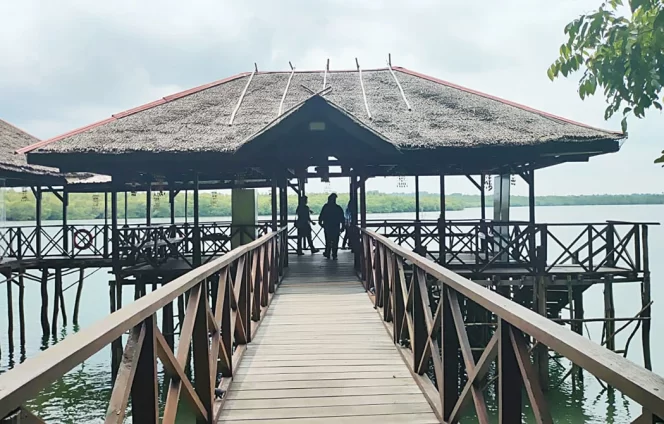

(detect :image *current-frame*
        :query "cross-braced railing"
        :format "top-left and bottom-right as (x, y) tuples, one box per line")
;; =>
(0, 227), (287, 423)
(361, 229), (664, 423)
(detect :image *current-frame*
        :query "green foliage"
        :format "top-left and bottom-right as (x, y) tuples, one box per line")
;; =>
(2, 190), (663, 222)
(548, 0), (664, 163)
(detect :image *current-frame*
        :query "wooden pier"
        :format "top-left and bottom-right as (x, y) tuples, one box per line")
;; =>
(1, 65), (662, 422)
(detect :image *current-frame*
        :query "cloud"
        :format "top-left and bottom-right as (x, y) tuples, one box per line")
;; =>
(0, 0), (661, 194)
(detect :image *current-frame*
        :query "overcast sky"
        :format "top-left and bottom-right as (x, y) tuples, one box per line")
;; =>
(0, 0), (661, 196)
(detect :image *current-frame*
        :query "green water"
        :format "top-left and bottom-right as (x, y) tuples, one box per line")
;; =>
(0, 205), (662, 423)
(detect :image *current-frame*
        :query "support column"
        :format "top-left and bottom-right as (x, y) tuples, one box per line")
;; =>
(271, 178), (278, 231)
(359, 175), (367, 229)
(62, 185), (69, 253)
(528, 170), (535, 225)
(110, 183), (122, 380)
(493, 174), (511, 263)
(169, 187), (176, 226)
(439, 175), (446, 265)
(415, 175), (420, 222)
(35, 187), (42, 258)
(193, 174), (201, 267)
(146, 182), (152, 226)
(480, 174), (486, 221)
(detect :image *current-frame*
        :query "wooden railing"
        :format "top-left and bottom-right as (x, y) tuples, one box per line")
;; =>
(0, 227), (287, 423)
(364, 220), (652, 277)
(361, 229), (664, 423)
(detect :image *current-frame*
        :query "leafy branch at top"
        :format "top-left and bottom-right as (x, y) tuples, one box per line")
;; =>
(548, 0), (664, 164)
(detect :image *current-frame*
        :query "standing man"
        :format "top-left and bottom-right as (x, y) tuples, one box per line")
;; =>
(318, 193), (345, 260)
(296, 196), (318, 255)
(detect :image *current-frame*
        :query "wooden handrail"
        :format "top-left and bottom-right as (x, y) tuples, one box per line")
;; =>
(362, 229), (664, 422)
(0, 227), (287, 422)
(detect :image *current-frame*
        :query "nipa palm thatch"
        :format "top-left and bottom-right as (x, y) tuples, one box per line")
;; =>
(23, 67), (623, 157)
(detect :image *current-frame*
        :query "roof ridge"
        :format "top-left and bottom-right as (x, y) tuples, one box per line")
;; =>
(393, 67), (622, 136)
(17, 72), (250, 154)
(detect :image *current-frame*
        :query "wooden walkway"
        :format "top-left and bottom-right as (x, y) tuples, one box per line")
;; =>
(217, 252), (439, 423)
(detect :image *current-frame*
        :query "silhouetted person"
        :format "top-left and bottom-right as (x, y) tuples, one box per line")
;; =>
(319, 193), (345, 260)
(296, 196), (318, 255)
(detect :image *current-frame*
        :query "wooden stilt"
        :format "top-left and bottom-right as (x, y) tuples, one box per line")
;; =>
(177, 294), (185, 331)
(51, 269), (62, 336)
(40, 269), (50, 339)
(18, 273), (26, 356)
(110, 279), (121, 381)
(572, 286), (584, 381)
(641, 225), (652, 371)
(535, 277), (549, 390)
(58, 271), (67, 327)
(603, 277), (616, 352)
(5, 271), (14, 355)
(73, 268), (84, 327)
(163, 291), (175, 350)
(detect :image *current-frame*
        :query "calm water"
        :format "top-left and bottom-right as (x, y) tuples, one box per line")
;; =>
(0, 205), (661, 423)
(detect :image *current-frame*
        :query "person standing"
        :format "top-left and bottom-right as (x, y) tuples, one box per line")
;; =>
(318, 193), (345, 260)
(296, 196), (318, 255)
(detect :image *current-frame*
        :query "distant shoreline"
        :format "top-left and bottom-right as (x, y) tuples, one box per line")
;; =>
(2, 191), (662, 222)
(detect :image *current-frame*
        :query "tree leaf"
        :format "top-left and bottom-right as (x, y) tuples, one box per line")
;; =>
(547, 66), (555, 81)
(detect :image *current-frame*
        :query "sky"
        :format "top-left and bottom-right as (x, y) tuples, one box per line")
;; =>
(0, 0), (662, 196)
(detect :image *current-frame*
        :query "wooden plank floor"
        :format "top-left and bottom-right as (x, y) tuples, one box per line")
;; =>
(218, 253), (438, 423)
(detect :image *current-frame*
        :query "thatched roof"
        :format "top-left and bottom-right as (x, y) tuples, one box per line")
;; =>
(0, 118), (62, 178)
(21, 67), (622, 160)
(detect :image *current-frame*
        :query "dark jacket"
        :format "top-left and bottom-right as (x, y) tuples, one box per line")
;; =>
(319, 202), (345, 231)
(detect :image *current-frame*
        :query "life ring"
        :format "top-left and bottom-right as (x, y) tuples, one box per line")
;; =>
(73, 229), (93, 250)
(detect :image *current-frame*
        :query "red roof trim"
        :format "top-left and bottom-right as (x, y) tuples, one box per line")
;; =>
(18, 72), (250, 154)
(393, 67), (623, 136)
(112, 99), (167, 119)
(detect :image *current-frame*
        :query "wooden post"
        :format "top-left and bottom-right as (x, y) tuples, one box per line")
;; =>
(641, 225), (652, 370)
(604, 278), (616, 352)
(480, 174), (486, 221)
(415, 175), (420, 222)
(35, 187), (42, 258)
(18, 273), (26, 353)
(535, 277), (549, 390)
(271, 178), (278, 231)
(51, 269), (61, 336)
(5, 271), (14, 354)
(359, 175), (367, 228)
(499, 319), (522, 423)
(109, 280), (122, 381)
(163, 299), (175, 350)
(441, 286), (460, 420)
(131, 315), (159, 424)
(73, 268), (84, 326)
(58, 271), (67, 327)
(439, 174), (446, 265)
(169, 187), (176, 226)
(146, 182), (152, 227)
(62, 185), (69, 254)
(40, 269), (49, 338)
(111, 186), (119, 272)
(124, 191), (128, 226)
(192, 280), (213, 421)
(193, 173), (201, 267)
(573, 287), (584, 380)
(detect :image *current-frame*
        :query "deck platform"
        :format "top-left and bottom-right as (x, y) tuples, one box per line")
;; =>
(218, 252), (438, 423)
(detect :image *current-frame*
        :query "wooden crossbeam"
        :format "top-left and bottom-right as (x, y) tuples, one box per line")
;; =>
(447, 290), (489, 423)
(509, 327), (553, 424)
(155, 328), (208, 422)
(105, 323), (146, 423)
(163, 285), (201, 422)
(449, 332), (498, 423)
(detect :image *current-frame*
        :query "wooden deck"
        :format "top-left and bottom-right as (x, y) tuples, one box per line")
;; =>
(217, 252), (439, 423)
